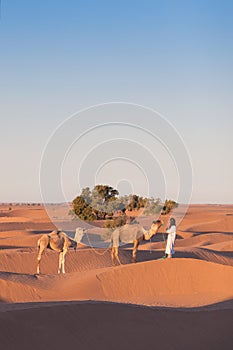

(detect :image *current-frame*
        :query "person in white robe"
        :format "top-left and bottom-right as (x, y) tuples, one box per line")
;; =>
(165, 218), (176, 258)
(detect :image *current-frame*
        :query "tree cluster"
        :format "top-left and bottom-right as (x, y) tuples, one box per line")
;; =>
(71, 185), (120, 221)
(160, 199), (178, 215)
(70, 184), (178, 222)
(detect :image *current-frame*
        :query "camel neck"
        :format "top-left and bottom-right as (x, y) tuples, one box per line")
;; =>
(144, 230), (152, 241)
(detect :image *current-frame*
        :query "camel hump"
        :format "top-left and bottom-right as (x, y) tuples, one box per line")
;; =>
(47, 230), (65, 251)
(49, 230), (60, 237)
(49, 230), (67, 239)
(111, 224), (144, 246)
(121, 224), (144, 242)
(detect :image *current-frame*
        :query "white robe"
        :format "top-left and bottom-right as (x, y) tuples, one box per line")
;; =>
(165, 225), (176, 255)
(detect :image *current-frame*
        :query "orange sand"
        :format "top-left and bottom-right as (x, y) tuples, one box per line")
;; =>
(0, 204), (232, 349)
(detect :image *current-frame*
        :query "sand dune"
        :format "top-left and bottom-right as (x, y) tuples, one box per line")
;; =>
(1, 204), (233, 349)
(0, 301), (232, 350)
(97, 259), (233, 307)
(0, 216), (31, 223)
(138, 231), (233, 250)
(1, 257), (233, 307)
(0, 247), (113, 274)
(0, 268), (106, 303)
(204, 240), (233, 251)
(5, 208), (51, 221)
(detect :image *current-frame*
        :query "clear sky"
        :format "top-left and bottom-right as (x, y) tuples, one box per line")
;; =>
(0, 0), (233, 203)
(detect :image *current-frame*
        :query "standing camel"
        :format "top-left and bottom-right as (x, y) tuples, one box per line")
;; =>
(36, 228), (84, 274)
(110, 220), (163, 265)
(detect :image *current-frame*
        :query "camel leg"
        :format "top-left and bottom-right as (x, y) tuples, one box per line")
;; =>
(36, 246), (44, 274)
(111, 247), (116, 266)
(58, 252), (63, 274)
(114, 247), (122, 266)
(132, 240), (139, 263)
(61, 250), (67, 274)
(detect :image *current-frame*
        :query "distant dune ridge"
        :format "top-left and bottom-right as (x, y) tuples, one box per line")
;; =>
(0, 204), (233, 349)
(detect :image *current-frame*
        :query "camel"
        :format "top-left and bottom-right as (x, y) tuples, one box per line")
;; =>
(110, 220), (163, 265)
(36, 228), (84, 274)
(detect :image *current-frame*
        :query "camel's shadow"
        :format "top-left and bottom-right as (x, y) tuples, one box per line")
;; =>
(30, 230), (54, 235)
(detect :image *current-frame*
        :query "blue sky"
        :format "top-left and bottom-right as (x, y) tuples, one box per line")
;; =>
(0, 0), (233, 203)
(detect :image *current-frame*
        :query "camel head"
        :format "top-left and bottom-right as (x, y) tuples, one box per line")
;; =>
(151, 219), (164, 230)
(73, 227), (85, 251)
(144, 220), (164, 240)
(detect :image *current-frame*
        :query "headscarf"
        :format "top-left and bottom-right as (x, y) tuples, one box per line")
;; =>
(169, 217), (176, 228)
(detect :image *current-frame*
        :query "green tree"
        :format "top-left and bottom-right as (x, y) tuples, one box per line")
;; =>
(71, 185), (120, 221)
(81, 187), (92, 205)
(92, 185), (118, 203)
(127, 194), (147, 211)
(91, 185), (119, 219)
(72, 196), (95, 221)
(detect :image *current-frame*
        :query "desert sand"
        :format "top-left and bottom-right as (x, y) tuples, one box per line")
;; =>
(0, 204), (233, 349)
